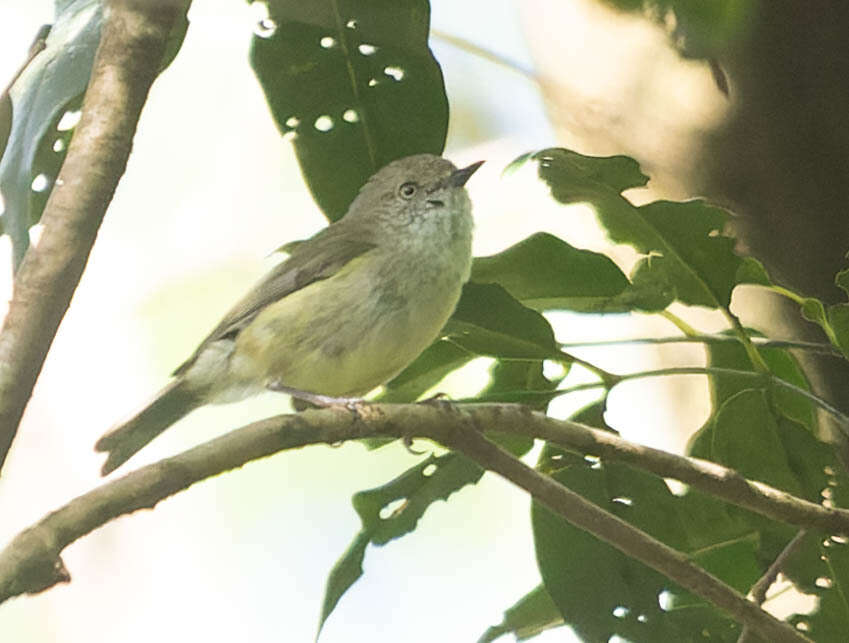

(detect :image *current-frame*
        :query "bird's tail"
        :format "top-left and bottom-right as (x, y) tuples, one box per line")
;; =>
(95, 379), (203, 476)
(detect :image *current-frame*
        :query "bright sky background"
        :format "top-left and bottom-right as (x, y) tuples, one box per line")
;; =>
(0, 1), (752, 642)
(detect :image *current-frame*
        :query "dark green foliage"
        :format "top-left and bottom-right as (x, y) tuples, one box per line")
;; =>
(250, 0), (448, 222)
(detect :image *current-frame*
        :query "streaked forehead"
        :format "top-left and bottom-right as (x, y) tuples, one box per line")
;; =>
(373, 154), (457, 185)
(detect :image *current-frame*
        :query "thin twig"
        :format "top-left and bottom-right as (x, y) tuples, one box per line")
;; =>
(737, 530), (809, 643)
(559, 335), (842, 357)
(430, 29), (537, 80)
(0, 24), (50, 101)
(0, 0), (191, 474)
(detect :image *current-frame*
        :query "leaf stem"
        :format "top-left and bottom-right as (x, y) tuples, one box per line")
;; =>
(560, 335), (841, 357)
(724, 310), (771, 374)
(659, 309), (700, 337)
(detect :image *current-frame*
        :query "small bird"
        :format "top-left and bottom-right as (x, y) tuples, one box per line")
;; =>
(95, 154), (482, 475)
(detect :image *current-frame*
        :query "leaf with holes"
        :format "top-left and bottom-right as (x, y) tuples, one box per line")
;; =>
(444, 283), (559, 360)
(0, 3), (100, 265)
(0, 3), (187, 266)
(689, 387), (849, 573)
(533, 403), (757, 641)
(785, 531), (849, 642)
(250, 0), (448, 222)
(318, 452), (483, 632)
(518, 148), (770, 309)
(478, 584), (565, 643)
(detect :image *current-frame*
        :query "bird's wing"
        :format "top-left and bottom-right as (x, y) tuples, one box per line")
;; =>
(173, 223), (377, 376)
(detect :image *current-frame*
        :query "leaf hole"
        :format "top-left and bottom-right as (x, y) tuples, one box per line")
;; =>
(282, 131), (297, 142)
(611, 496), (633, 506)
(255, 18), (277, 38)
(358, 43), (377, 55)
(708, 229), (720, 237)
(422, 463), (437, 477)
(367, 78), (379, 87)
(314, 115), (334, 132)
(658, 590), (674, 610)
(584, 454), (601, 469)
(342, 109), (359, 123)
(831, 534), (849, 544)
(31, 174), (50, 192)
(384, 65), (405, 81)
(320, 36), (336, 49)
(285, 116), (300, 129)
(824, 465), (835, 475)
(52, 138), (66, 153)
(550, 453), (564, 461)
(542, 360), (566, 379)
(815, 576), (833, 589)
(56, 110), (81, 131)
(346, 19), (357, 29)
(379, 498), (407, 520)
(796, 621), (810, 632)
(637, 614), (648, 623)
(612, 606), (629, 618)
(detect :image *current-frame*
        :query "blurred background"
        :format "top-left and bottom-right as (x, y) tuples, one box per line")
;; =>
(1, 0), (845, 641)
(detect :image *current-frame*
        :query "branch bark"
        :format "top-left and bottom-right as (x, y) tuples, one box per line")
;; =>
(0, 404), (820, 642)
(0, 0), (190, 473)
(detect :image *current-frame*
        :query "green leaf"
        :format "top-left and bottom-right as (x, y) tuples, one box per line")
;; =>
(0, 5), (188, 266)
(827, 303), (849, 358)
(711, 389), (803, 495)
(377, 339), (472, 403)
(470, 232), (631, 312)
(532, 403), (750, 641)
(0, 3), (99, 265)
(524, 148), (760, 310)
(515, 147), (649, 196)
(319, 452), (483, 631)
(477, 584), (565, 643)
(786, 532), (849, 643)
(699, 331), (817, 431)
(318, 530), (369, 636)
(444, 283), (559, 359)
(250, 0), (448, 222)
(836, 266), (849, 298)
(352, 452), (483, 545)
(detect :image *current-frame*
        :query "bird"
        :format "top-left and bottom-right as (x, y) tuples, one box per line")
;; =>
(95, 154), (482, 475)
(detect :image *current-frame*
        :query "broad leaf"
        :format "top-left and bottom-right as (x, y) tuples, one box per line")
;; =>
(470, 232), (631, 312)
(445, 283), (559, 359)
(0, 3), (187, 266)
(377, 339), (473, 403)
(0, 3), (100, 265)
(521, 148), (767, 310)
(533, 403), (756, 641)
(250, 0), (448, 221)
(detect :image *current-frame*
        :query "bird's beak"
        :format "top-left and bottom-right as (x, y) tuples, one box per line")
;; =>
(449, 160), (485, 187)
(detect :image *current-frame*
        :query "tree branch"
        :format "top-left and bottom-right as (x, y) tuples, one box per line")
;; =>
(0, 404), (821, 642)
(0, 0), (190, 473)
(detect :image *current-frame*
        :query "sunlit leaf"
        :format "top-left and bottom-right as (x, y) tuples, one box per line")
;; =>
(519, 148), (768, 310)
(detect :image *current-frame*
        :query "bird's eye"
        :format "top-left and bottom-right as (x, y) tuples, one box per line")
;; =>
(398, 182), (417, 199)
